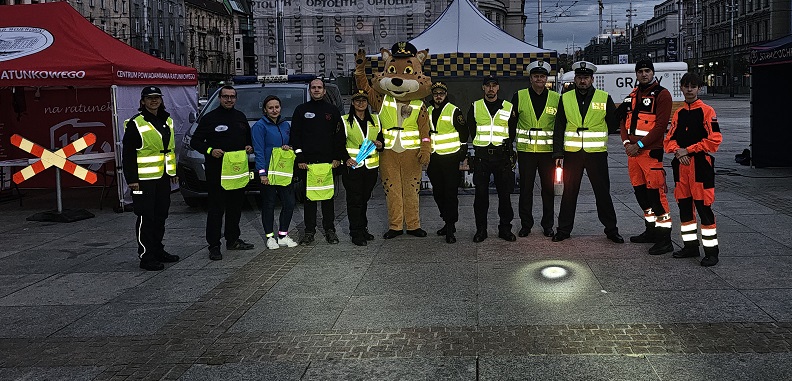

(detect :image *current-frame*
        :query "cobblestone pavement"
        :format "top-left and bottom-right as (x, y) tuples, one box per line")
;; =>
(2, 95), (792, 380)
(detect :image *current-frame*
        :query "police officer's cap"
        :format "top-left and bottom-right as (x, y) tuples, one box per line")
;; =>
(141, 86), (162, 98)
(482, 74), (499, 85)
(391, 41), (417, 58)
(351, 89), (368, 101)
(526, 59), (552, 75)
(431, 82), (448, 92)
(572, 61), (597, 76)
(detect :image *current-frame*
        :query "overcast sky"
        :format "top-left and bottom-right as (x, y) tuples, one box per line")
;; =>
(522, 1), (662, 54)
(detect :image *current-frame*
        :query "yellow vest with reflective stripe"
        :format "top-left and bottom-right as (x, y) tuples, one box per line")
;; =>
(220, 150), (250, 190)
(306, 163), (334, 201)
(561, 90), (609, 153)
(515, 89), (559, 153)
(378, 95), (422, 149)
(131, 114), (176, 180)
(472, 99), (512, 147)
(427, 103), (461, 155)
(344, 115), (380, 169)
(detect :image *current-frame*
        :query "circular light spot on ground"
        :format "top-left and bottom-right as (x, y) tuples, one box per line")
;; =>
(540, 266), (568, 279)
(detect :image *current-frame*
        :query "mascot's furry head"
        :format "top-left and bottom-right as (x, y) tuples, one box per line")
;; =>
(371, 42), (432, 102)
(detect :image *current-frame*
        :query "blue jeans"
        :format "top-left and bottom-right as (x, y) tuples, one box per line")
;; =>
(260, 182), (296, 236)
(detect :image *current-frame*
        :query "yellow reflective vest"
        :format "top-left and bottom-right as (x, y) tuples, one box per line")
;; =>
(427, 103), (461, 155)
(344, 114), (380, 169)
(515, 89), (559, 153)
(561, 90), (609, 153)
(220, 150), (250, 190)
(378, 95), (422, 149)
(306, 163), (334, 201)
(130, 114), (176, 180)
(472, 99), (512, 147)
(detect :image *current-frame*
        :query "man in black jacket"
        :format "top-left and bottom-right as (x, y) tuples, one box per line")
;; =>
(291, 78), (347, 245)
(122, 86), (180, 271)
(190, 85), (255, 260)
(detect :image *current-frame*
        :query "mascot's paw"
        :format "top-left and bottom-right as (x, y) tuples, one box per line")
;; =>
(355, 49), (367, 66)
(417, 150), (430, 166)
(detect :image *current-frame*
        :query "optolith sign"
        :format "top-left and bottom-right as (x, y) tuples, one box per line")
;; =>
(0, 27), (54, 62)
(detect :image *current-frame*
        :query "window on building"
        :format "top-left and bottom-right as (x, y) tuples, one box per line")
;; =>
(89, 0), (94, 7)
(101, 0), (105, 9)
(764, 20), (769, 40)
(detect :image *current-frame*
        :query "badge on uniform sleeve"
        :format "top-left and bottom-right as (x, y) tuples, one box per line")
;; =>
(215, 125), (229, 132)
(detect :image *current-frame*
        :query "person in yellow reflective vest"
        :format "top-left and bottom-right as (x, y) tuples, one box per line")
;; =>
(252, 95), (298, 250)
(190, 86), (256, 260)
(122, 86), (180, 271)
(551, 62), (624, 244)
(291, 79), (347, 245)
(427, 82), (468, 244)
(508, 59), (559, 239)
(342, 90), (384, 246)
(467, 75), (516, 243)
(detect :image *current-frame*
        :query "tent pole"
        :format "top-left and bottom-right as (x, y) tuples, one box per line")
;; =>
(110, 85), (125, 212)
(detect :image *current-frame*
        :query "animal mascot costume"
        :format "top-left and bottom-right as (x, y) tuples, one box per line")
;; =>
(355, 42), (432, 239)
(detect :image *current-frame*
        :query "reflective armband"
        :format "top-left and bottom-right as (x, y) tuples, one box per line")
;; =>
(258, 169), (266, 175)
(636, 140), (644, 149)
(421, 137), (431, 142)
(622, 140), (630, 147)
(206, 147), (213, 154)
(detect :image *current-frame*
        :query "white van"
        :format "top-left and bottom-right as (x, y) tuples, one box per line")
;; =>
(559, 62), (688, 109)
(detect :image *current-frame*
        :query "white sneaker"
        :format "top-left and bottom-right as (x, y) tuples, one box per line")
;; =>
(277, 235), (298, 247)
(266, 237), (279, 250)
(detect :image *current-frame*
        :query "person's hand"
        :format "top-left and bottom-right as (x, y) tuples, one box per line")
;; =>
(298, 163), (308, 170)
(170, 176), (179, 185)
(128, 182), (140, 191)
(374, 140), (383, 149)
(555, 158), (563, 167)
(211, 148), (224, 158)
(281, 145), (292, 150)
(331, 160), (341, 169)
(260, 175), (269, 185)
(346, 158), (358, 167)
(625, 143), (640, 157)
(679, 155), (691, 166)
(245, 145), (253, 154)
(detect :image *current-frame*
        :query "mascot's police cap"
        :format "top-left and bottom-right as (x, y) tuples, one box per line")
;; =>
(431, 82), (448, 92)
(351, 89), (368, 101)
(526, 59), (552, 75)
(141, 86), (162, 97)
(391, 41), (417, 58)
(572, 61), (597, 75)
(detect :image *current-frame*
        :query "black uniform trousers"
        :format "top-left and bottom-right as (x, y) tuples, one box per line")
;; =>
(206, 167), (245, 248)
(517, 151), (555, 231)
(341, 166), (378, 238)
(132, 175), (172, 263)
(427, 152), (461, 225)
(297, 168), (336, 234)
(473, 149), (514, 231)
(557, 150), (618, 236)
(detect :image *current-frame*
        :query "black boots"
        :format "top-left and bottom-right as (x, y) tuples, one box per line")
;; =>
(630, 221), (657, 243)
(701, 246), (719, 267)
(672, 242), (700, 258)
(648, 227), (673, 255)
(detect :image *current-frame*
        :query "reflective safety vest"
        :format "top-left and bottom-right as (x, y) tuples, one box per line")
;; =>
(306, 163), (334, 201)
(267, 148), (295, 186)
(378, 95), (422, 149)
(427, 103), (461, 155)
(220, 150), (250, 190)
(472, 99), (512, 147)
(130, 114), (176, 180)
(561, 90), (609, 153)
(623, 84), (666, 137)
(515, 89), (560, 153)
(344, 115), (380, 169)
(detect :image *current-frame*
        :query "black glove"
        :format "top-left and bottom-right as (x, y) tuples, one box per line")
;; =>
(457, 145), (468, 162)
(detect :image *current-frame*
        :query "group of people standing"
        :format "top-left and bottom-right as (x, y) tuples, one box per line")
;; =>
(122, 59), (722, 271)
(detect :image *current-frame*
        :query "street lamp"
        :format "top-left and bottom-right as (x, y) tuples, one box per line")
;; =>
(729, 0), (736, 97)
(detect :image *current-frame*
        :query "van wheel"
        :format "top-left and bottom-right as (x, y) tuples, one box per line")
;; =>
(183, 196), (205, 208)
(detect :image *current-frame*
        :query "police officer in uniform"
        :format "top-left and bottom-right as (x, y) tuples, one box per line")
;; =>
(552, 62), (624, 243)
(122, 86), (180, 271)
(190, 85), (256, 260)
(509, 59), (559, 238)
(467, 75), (516, 243)
(427, 82), (468, 244)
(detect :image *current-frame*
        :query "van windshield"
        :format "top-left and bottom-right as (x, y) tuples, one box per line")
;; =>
(202, 87), (307, 122)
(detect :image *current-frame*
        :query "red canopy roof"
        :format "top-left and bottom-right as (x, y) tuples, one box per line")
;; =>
(0, 2), (197, 87)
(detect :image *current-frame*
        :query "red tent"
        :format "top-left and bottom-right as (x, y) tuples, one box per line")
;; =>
(0, 1), (197, 87)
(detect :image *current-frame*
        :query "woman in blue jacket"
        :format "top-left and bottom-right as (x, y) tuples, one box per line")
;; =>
(252, 95), (298, 249)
